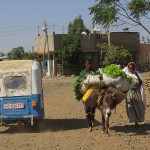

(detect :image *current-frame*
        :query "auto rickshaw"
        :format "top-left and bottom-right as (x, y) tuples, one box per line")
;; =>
(0, 60), (44, 130)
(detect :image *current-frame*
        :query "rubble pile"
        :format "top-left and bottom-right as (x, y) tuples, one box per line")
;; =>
(144, 74), (150, 94)
(143, 73), (150, 106)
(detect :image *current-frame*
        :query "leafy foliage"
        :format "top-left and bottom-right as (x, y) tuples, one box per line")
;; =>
(89, 0), (150, 35)
(23, 51), (41, 61)
(7, 46), (40, 61)
(74, 75), (85, 101)
(0, 51), (5, 57)
(8, 46), (25, 60)
(128, 0), (150, 19)
(97, 43), (131, 66)
(103, 64), (132, 83)
(89, 1), (118, 28)
(73, 70), (100, 101)
(58, 34), (81, 65)
(68, 15), (90, 34)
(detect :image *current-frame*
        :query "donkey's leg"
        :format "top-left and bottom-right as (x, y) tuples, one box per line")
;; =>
(101, 110), (105, 132)
(90, 108), (96, 127)
(86, 113), (92, 132)
(105, 108), (111, 134)
(84, 105), (92, 131)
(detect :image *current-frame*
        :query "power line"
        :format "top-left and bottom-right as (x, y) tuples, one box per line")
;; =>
(0, 31), (36, 37)
(0, 22), (149, 37)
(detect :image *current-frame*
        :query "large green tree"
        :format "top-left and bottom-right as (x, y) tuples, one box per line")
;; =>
(89, 0), (150, 35)
(98, 43), (132, 66)
(23, 51), (41, 61)
(0, 51), (5, 57)
(8, 46), (40, 61)
(58, 34), (81, 65)
(68, 15), (90, 34)
(8, 46), (25, 60)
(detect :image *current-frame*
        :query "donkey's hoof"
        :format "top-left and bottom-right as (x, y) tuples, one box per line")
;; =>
(88, 127), (92, 132)
(102, 127), (105, 132)
(106, 133), (110, 137)
(91, 121), (94, 127)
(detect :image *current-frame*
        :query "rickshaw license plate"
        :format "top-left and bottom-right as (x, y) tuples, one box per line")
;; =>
(4, 103), (24, 109)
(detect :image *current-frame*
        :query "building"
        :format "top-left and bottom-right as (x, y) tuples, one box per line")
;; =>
(34, 32), (63, 75)
(139, 44), (150, 62)
(34, 32), (140, 75)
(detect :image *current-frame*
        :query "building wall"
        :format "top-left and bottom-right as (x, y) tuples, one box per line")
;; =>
(34, 34), (55, 55)
(53, 34), (63, 52)
(139, 44), (150, 62)
(110, 32), (140, 51)
(110, 32), (140, 61)
(80, 34), (108, 52)
(35, 32), (139, 54)
(34, 32), (140, 75)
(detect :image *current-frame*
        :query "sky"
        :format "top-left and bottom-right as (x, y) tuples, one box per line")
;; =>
(0, 0), (149, 53)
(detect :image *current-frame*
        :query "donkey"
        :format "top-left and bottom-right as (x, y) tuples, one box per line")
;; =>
(97, 87), (126, 134)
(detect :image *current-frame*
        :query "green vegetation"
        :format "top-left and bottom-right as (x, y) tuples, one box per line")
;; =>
(103, 64), (132, 83)
(97, 43), (131, 66)
(74, 75), (85, 101)
(58, 34), (81, 65)
(7, 46), (40, 61)
(89, 0), (150, 35)
(0, 51), (5, 57)
(68, 15), (89, 34)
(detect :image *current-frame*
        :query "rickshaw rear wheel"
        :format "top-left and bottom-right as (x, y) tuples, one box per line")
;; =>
(33, 119), (45, 132)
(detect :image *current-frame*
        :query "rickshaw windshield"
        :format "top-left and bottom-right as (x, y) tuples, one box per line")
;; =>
(5, 76), (26, 90)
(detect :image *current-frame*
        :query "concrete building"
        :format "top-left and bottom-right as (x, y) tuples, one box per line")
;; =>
(34, 32), (140, 75)
(34, 33), (63, 75)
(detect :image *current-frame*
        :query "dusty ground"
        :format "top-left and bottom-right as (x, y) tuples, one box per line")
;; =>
(0, 73), (150, 150)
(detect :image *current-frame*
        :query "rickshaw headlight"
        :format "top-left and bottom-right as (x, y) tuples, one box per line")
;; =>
(32, 101), (37, 109)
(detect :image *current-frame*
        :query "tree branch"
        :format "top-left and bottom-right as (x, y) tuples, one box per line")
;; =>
(144, 15), (150, 19)
(138, 21), (150, 35)
(116, 11), (139, 24)
(117, 19), (139, 26)
(114, 2), (141, 24)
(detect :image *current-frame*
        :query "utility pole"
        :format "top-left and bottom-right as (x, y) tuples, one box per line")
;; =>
(43, 20), (51, 76)
(62, 26), (64, 34)
(38, 25), (40, 36)
(52, 23), (55, 33)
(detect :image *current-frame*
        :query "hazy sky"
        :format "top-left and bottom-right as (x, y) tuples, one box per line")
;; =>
(0, 0), (149, 53)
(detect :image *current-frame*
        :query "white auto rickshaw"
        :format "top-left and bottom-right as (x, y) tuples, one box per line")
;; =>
(0, 60), (44, 130)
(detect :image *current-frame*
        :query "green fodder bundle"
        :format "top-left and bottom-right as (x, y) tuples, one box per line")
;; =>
(103, 64), (132, 92)
(103, 64), (132, 84)
(74, 75), (85, 101)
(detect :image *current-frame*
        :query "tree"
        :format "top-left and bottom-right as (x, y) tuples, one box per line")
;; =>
(58, 34), (81, 65)
(23, 51), (41, 61)
(68, 15), (90, 34)
(0, 51), (5, 57)
(97, 43), (132, 66)
(8, 46), (25, 60)
(89, 0), (150, 35)
(7, 46), (40, 61)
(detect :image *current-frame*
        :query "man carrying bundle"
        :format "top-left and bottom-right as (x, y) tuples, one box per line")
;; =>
(80, 59), (98, 132)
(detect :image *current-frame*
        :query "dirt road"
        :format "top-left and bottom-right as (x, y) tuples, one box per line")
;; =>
(0, 74), (150, 150)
